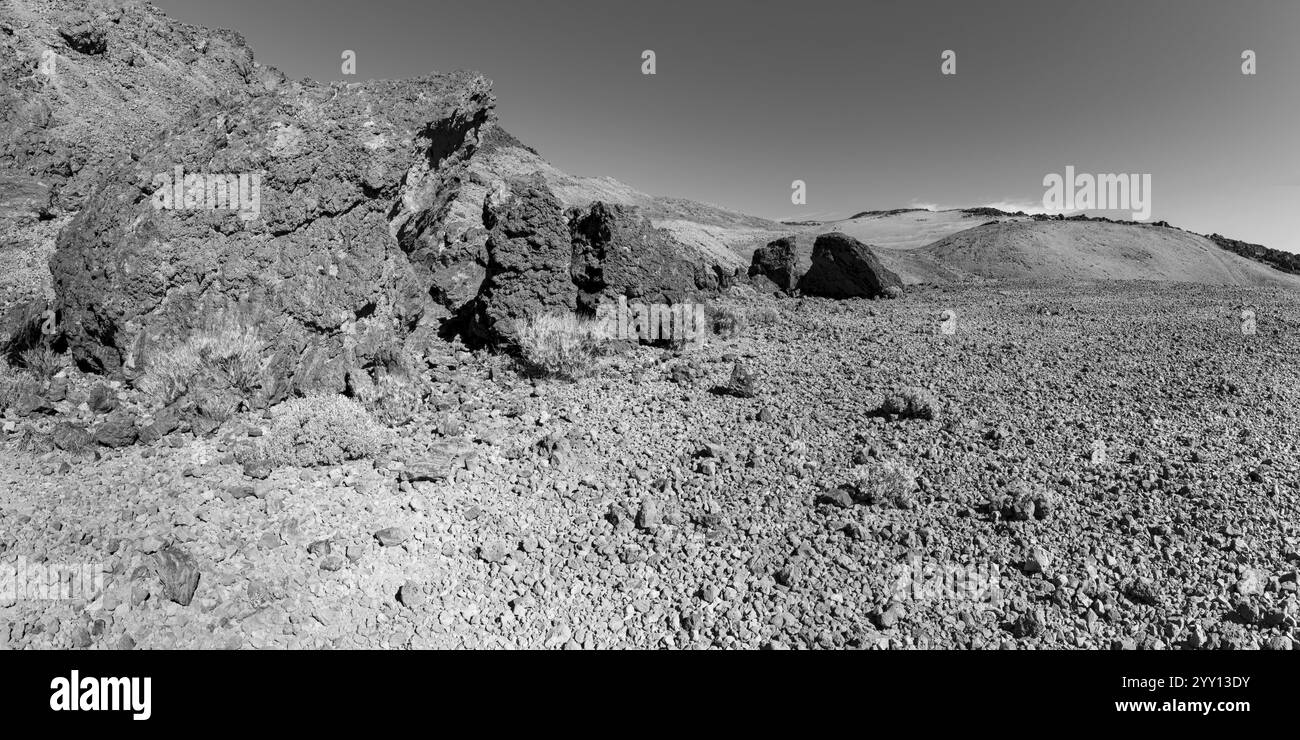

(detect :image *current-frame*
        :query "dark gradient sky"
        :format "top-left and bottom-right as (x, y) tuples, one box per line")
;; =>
(155, 0), (1300, 251)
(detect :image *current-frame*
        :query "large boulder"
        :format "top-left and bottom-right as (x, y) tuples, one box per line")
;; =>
(471, 177), (577, 345)
(50, 70), (495, 395)
(568, 202), (706, 314)
(748, 235), (810, 293)
(799, 233), (902, 298)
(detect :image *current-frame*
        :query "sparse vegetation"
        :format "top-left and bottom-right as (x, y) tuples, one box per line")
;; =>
(15, 423), (53, 453)
(138, 318), (268, 407)
(514, 312), (606, 379)
(848, 459), (919, 509)
(19, 345), (63, 379)
(749, 306), (780, 325)
(879, 387), (939, 420)
(0, 360), (41, 411)
(345, 348), (428, 428)
(254, 394), (392, 467)
(708, 304), (747, 339)
(986, 479), (1058, 521)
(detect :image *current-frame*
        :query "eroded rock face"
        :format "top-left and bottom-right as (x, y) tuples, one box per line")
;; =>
(799, 232), (903, 299)
(461, 188), (727, 347)
(1, 0), (263, 307)
(569, 202), (707, 314)
(50, 71), (495, 395)
(749, 235), (809, 294)
(471, 177), (577, 345)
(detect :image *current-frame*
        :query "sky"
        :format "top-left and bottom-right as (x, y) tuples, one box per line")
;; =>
(155, 0), (1300, 251)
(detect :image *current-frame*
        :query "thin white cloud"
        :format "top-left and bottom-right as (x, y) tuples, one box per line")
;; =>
(906, 197), (1079, 216)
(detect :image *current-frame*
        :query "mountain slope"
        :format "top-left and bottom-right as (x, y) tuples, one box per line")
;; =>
(914, 219), (1300, 288)
(808, 208), (1024, 251)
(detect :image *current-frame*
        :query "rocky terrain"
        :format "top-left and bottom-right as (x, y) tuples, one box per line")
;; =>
(3, 281), (1299, 650)
(2, 0), (1298, 651)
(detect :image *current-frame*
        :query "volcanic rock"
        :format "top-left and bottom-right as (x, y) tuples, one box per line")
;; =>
(799, 232), (903, 298)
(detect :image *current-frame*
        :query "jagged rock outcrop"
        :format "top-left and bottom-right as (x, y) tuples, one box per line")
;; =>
(10, 0), (740, 382)
(50, 70), (495, 395)
(569, 202), (707, 314)
(799, 232), (903, 298)
(471, 177), (577, 345)
(463, 187), (727, 347)
(1, 0), (265, 307)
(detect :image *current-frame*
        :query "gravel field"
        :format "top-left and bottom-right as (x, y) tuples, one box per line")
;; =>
(4, 280), (1297, 650)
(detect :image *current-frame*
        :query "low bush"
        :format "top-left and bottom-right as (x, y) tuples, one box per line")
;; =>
(879, 387), (939, 420)
(19, 346), (63, 379)
(848, 459), (919, 509)
(138, 318), (268, 407)
(514, 312), (606, 379)
(0, 361), (41, 411)
(254, 394), (391, 467)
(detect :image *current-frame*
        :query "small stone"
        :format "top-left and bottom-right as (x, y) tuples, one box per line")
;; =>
(243, 459), (272, 480)
(228, 484), (257, 499)
(1023, 545), (1054, 574)
(726, 360), (758, 398)
(1237, 568), (1267, 596)
(478, 540), (509, 563)
(152, 547), (201, 606)
(374, 527), (411, 547)
(307, 539), (332, 557)
(871, 601), (906, 629)
(635, 496), (661, 531)
(320, 555), (345, 572)
(1125, 578), (1161, 607)
(397, 581), (426, 609)
(345, 543), (365, 562)
(816, 488), (854, 509)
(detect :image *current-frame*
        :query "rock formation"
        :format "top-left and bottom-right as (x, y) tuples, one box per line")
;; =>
(798, 232), (903, 298)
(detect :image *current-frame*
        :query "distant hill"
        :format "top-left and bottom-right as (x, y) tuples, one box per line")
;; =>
(911, 219), (1300, 288)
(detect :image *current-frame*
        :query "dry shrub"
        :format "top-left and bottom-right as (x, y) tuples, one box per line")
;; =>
(749, 306), (780, 325)
(986, 480), (1058, 521)
(514, 312), (605, 379)
(350, 368), (425, 428)
(879, 387), (939, 420)
(254, 394), (391, 467)
(0, 361), (41, 411)
(19, 346), (63, 379)
(138, 318), (267, 406)
(15, 423), (53, 453)
(849, 459), (919, 509)
(708, 304), (747, 339)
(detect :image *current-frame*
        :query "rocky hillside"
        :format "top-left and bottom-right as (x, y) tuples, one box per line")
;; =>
(0, 0), (267, 306)
(1, 0), (755, 397)
(916, 219), (1300, 288)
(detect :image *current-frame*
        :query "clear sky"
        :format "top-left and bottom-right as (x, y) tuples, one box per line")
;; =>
(155, 0), (1300, 251)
